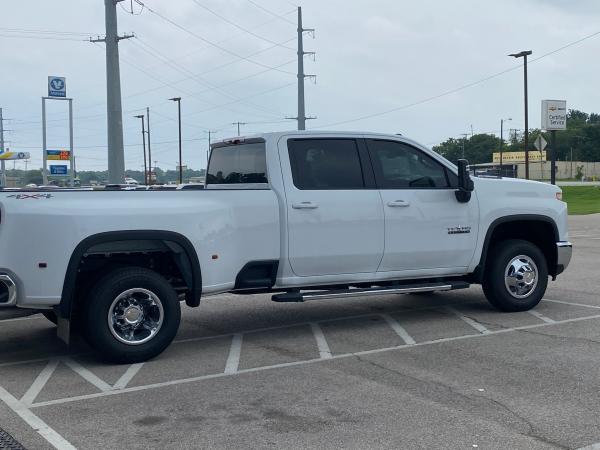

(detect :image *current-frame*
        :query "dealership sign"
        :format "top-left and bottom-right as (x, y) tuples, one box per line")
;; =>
(541, 100), (567, 131)
(493, 151), (546, 163)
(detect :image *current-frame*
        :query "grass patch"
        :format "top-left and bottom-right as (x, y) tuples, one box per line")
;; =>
(561, 186), (600, 215)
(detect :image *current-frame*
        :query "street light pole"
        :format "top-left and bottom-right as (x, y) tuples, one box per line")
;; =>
(500, 117), (512, 176)
(146, 107), (153, 185)
(509, 50), (532, 179)
(169, 97), (183, 184)
(134, 114), (147, 185)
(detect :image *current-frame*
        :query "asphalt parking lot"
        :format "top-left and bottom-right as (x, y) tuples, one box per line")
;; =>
(1, 215), (599, 450)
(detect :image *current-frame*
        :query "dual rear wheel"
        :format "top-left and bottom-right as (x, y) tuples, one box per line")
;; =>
(81, 267), (181, 364)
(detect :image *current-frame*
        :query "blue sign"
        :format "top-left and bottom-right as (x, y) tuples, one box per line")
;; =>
(48, 76), (66, 98)
(50, 165), (68, 176)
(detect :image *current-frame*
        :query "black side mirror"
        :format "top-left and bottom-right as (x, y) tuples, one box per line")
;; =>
(455, 159), (474, 203)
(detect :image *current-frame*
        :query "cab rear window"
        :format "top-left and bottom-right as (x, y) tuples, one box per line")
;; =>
(206, 142), (268, 185)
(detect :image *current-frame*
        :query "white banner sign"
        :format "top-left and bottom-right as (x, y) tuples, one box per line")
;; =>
(541, 99), (567, 131)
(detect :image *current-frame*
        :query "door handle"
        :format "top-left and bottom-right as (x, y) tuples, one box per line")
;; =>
(387, 200), (410, 207)
(292, 201), (319, 209)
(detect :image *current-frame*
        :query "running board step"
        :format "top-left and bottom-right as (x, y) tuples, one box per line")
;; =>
(272, 281), (469, 303)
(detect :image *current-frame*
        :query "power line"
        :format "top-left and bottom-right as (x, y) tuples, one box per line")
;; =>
(131, 37), (287, 117)
(124, 36), (296, 97)
(185, 81), (295, 118)
(189, 0), (295, 50)
(133, 0), (295, 75)
(0, 27), (97, 36)
(316, 29), (600, 129)
(244, 0), (296, 26)
(0, 34), (88, 42)
(12, 33), (296, 124)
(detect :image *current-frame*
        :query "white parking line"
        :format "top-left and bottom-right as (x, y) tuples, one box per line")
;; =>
(113, 363), (144, 390)
(171, 300), (473, 346)
(444, 306), (491, 334)
(544, 298), (600, 310)
(381, 314), (416, 345)
(577, 443), (600, 450)
(527, 310), (556, 324)
(0, 297), (589, 371)
(224, 334), (243, 374)
(27, 312), (600, 409)
(0, 385), (76, 450)
(21, 359), (59, 406)
(62, 357), (112, 392)
(310, 322), (332, 359)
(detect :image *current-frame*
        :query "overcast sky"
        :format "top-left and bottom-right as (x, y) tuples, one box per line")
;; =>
(1, 0), (599, 171)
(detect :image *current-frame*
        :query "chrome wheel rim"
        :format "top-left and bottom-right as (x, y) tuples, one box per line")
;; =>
(504, 255), (538, 299)
(108, 288), (164, 345)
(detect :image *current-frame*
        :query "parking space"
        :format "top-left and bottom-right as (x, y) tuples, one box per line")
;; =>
(1, 215), (600, 449)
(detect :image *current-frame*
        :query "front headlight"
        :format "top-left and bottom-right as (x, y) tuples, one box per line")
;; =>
(556, 191), (563, 201)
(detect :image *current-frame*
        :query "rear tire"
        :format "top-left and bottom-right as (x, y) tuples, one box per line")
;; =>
(482, 239), (548, 312)
(82, 267), (181, 364)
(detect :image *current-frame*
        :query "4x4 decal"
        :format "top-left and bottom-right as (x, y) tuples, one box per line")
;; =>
(7, 193), (53, 199)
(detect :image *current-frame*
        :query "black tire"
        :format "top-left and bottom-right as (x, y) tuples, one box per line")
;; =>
(482, 239), (548, 312)
(42, 311), (58, 325)
(82, 267), (181, 364)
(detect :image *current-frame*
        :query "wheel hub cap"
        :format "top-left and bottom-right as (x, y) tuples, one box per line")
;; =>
(108, 288), (164, 345)
(504, 255), (539, 299)
(123, 305), (144, 325)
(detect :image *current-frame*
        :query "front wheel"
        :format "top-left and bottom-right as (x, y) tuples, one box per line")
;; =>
(482, 239), (548, 312)
(82, 267), (181, 364)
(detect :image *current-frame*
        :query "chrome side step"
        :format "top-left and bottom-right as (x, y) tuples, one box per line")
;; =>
(272, 281), (469, 303)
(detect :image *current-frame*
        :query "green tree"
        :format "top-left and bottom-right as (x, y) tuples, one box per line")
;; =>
(433, 134), (501, 165)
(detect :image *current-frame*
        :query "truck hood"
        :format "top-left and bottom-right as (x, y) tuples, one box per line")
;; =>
(472, 176), (561, 198)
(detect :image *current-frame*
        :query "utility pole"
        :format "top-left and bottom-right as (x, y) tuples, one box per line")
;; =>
(294, 7), (315, 130)
(509, 50), (532, 179)
(134, 114), (147, 185)
(0, 108), (5, 187)
(550, 130), (557, 185)
(91, 0), (134, 184)
(232, 122), (247, 136)
(169, 97), (183, 184)
(147, 107), (153, 185)
(500, 118), (512, 176)
(460, 133), (469, 159)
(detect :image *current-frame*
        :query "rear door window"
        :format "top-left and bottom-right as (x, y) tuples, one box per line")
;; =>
(207, 142), (268, 185)
(287, 139), (365, 190)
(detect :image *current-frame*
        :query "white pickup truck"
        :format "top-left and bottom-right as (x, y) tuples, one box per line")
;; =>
(0, 131), (572, 363)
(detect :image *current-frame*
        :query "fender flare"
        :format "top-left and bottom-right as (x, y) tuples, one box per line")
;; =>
(472, 214), (559, 282)
(58, 230), (202, 318)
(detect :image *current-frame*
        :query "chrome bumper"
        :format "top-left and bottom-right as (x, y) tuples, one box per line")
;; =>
(0, 274), (17, 307)
(556, 241), (573, 275)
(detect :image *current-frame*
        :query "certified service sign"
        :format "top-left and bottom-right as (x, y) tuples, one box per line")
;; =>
(48, 76), (66, 98)
(541, 100), (567, 131)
